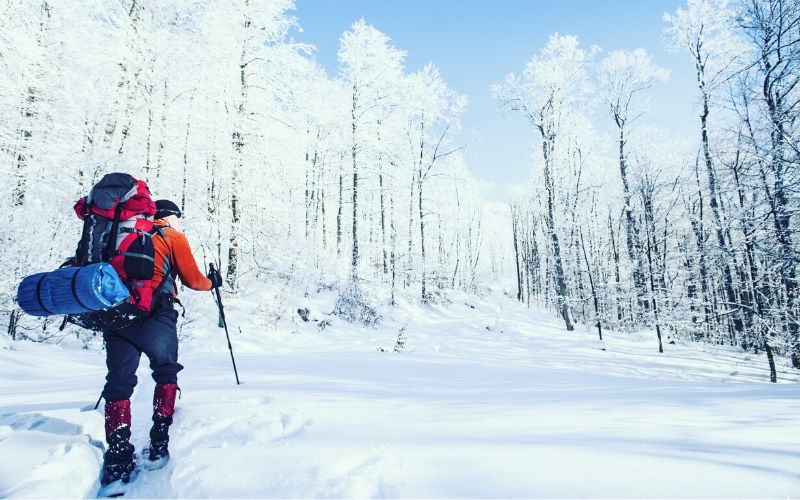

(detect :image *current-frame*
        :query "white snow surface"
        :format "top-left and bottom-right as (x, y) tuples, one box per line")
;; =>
(1, 288), (799, 499)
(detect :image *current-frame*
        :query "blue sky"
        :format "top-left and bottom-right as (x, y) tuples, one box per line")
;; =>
(293, 0), (699, 200)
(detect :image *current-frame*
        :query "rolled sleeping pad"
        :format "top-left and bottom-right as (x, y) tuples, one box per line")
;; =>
(16, 263), (130, 316)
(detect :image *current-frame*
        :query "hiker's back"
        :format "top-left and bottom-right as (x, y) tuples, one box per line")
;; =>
(152, 219), (212, 297)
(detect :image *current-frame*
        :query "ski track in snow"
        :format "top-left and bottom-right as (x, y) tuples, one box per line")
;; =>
(1, 291), (799, 498)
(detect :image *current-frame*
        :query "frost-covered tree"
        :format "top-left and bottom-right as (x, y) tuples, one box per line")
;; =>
(665, 0), (749, 341)
(493, 34), (595, 331)
(597, 49), (668, 318)
(404, 64), (467, 301)
(738, 0), (800, 368)
(338, 19), (405, 283)
(2, 2), (502, 338)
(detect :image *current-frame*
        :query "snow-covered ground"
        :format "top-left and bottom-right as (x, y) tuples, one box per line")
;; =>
(1, 288), (799, 498)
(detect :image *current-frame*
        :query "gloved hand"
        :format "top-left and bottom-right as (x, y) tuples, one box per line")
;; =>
(207, 267), (223, 289)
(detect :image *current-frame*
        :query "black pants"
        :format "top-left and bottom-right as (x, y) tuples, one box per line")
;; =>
(102, 296), (183, 402)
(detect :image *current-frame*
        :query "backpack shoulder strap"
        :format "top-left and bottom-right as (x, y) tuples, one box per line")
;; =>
(102, 203), (124, 262)
(151, 225), (179, 298)
(75, 202), (93, 265)
(153, 225), (168, 239)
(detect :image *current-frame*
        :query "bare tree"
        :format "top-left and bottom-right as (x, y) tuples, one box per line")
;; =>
(493, 34), (594, 331)
(598, 49), (668, 315)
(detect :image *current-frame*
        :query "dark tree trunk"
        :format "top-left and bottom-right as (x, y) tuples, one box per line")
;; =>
(144, 84), (154, 181)
(756, 6), (800, 366)
(227, 39), (249, 290)
(377, 121), (388, 275)
(615, 125), (648, 314)
(691, 164), (713, 339)
(350, 85), (359, 281)
(406, 169), (415, 289)
(181, 94), (193, 213)
(305, 128), (311, 240)
(580, 230), (603, 342)
(694, 49), (745, 344)
(417, 119), (427, 301)
(390, 193), (397, 305)
(645, 221), (664, 353)
(13, 86), (35, 207)
(608, 213), (623, 323)
(540, 131), (574, 331)
(337, 158), (343, 256)
(512, 207), (523, 302)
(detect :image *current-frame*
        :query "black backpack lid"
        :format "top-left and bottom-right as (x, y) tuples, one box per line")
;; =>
(87, 173), (138, 210)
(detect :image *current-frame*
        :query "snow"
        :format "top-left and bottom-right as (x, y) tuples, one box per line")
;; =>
(1, 289), (798, 498)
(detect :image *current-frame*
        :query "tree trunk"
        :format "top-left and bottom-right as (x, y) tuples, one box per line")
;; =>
(512, 207), (523, 302)
(695, 52), (745, 344)
(116, 73), (137, 156)
(227, 38), (248, 290)
(103, 0), (142, 150)
(418, 166), (426, 301)
(406, 170), (415, 288)
(608, 213), (623, 323)
(155, 81), (168, 180)
(144, 84), (155, 181)
(580, 230), (603, 342)
(691, 163), (713, 340)
(305, 128), (311, 240)
(645, 220), (664, 353)
(390, 193), (397, 305)
(13, 86), (36, 207)
(11, 1), (52, 208)
(227, 166), (241, 289)
(541, 133), (574, 331)
(7, 309), (19, 341)
(337, 161), (343, 256)
(761, 51), (799, 368)
(318, 148), (326, 250)
(181, 93), (193, 212)
(378, 123), (388, 275)
(417, 118), (427, 302)
(614, 124), (648, 315)
(350, 85), (359, 281)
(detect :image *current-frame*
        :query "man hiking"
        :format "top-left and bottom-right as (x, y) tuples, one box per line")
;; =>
(101, 199), (223, 489)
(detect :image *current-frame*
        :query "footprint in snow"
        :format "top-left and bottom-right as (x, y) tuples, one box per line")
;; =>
(0, 412), (104, 451)
(271, 413), (314, 442)
(320, 451), (393, 498)
(176, 410), (314, 452)
(0, 412), (83, 436)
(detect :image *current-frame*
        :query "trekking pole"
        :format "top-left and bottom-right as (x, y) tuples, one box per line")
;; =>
(209, 263), (240, 385)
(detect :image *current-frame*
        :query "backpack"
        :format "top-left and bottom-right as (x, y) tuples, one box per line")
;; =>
(69, 172), (162, 330)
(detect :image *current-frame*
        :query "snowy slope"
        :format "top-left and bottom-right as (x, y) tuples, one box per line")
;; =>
(1, 289), (799, 498)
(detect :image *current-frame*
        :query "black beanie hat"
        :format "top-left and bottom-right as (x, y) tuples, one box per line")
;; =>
(155, 199), (182, 220)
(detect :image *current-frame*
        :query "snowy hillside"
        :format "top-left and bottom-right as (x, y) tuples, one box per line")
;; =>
(1, 287), (798, 498)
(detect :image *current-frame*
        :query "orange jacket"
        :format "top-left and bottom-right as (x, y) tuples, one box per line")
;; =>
(152, 220), (212, 297)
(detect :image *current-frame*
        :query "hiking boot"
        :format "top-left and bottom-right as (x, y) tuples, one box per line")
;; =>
(100, 453), (136, 486)
(145, 413), (172, 463)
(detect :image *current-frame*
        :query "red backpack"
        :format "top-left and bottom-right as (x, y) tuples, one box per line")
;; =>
(71, 173), (160, 327)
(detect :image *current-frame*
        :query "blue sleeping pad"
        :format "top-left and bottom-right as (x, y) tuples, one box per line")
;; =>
(16, 263), (130, 316)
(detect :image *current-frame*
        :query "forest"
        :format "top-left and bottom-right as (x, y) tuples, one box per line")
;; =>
(1, 0), (798, 383)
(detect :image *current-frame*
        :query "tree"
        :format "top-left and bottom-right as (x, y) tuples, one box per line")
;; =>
(493, 34), (595, 331)
(202, 0), (300, 290)
(404, 64), (467, 301)
(338, 19), (405, 283)
(597, 48), (668, 317)
(665, 0), (748, 343)
(738, 0), (800, 368)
